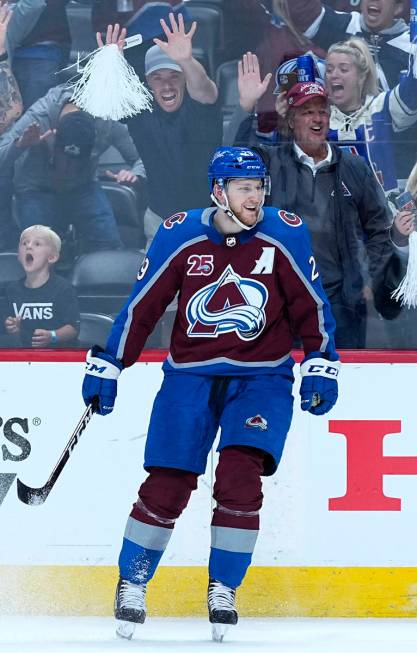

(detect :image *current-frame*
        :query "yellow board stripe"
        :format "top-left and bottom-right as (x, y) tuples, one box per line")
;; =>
(1, 566), (417, 617)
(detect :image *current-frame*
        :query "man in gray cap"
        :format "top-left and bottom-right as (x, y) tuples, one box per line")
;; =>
(124, 12), (222, 247)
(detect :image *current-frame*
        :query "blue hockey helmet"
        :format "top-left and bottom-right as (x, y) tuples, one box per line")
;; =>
(208, 147), (270, 194)
(208, 147), (270, 231)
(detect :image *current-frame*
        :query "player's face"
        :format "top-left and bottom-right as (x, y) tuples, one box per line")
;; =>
(225, 178), (265, 227)
(18, 233), (58, 273)
(325, 53), (363, 112)
(361, 0), (402, 31)
(146, 68), (186, 113)
(289, 97), (329, 152)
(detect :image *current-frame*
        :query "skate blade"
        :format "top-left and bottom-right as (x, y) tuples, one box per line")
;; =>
(116, 619), (136, 640)
(212, 623), (228, 642)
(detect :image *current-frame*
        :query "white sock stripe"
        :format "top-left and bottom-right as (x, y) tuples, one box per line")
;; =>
(124, 516), (173, 551)
(211, 525), (259, 553)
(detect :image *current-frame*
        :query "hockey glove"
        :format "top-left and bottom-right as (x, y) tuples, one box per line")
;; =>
(300, 353), (340, 416)
(82, 345), (123, 416)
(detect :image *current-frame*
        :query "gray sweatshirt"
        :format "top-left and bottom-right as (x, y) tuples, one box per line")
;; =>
(0, 84), (145, 192)
(6, 0), (46, 59)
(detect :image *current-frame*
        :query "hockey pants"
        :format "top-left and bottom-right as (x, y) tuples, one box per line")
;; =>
(118, 445), (265, 589)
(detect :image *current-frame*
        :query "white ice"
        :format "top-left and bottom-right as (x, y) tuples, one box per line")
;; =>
(1, 617), (417, 653)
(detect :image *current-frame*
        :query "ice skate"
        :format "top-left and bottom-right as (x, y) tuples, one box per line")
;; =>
(114, 578), (147, 640)
(208, 578), (238, 642)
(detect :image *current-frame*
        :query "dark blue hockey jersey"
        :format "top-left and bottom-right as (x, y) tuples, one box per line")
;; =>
(106, 207), (337, 375)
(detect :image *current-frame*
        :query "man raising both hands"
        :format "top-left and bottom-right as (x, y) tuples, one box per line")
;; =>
(120, 14), (222, 247)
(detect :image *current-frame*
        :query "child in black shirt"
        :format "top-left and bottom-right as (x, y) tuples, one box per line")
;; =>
(4, 225), (80, 347)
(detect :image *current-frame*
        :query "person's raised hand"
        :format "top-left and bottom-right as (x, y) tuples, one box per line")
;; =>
(238, 52), (272, 113)
(96, 23), (127, 52)
(154, 12), (196, 64)
(15, 124), (55, 149)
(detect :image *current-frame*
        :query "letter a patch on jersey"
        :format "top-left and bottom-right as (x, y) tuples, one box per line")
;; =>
(186, 264), (268, 340)
(251, 247), (275, 274)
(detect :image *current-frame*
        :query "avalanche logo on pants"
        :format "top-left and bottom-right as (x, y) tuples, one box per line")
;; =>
(186, 264), (268, 340)
(245, 414), (268, 430)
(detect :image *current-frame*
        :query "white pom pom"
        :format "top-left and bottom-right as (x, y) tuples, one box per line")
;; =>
(392, 230), (417, 308)
(70, 43), (153, 120)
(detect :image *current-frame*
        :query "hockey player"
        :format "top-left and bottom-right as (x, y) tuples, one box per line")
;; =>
(81, 146), (340, 641)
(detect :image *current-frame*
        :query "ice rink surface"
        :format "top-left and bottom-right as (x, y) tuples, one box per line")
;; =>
(1, 617), (417, 653)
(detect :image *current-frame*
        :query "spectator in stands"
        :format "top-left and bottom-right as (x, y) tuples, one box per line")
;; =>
(280, 0), (410, 91)
(4, 224), (80, 348)
(297, 39), (416, 191)
(379, 162), (417, 346)
(0, 84), (146, 253)
(231, 42), (417, 194)
(254, 0), (326, 136)
(229, 64), (401, 346)
(279, 0), (416, 180)
(326, 0), (410, 22)
(0, 0), (71, 253)
(120, 14), (221, 247)
(0, 1), (22, 253)
(7, 0), (71, 109)
(0, 2), (22, 135)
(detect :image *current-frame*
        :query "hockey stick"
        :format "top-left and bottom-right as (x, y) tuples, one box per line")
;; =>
(16, 403), (95, 505)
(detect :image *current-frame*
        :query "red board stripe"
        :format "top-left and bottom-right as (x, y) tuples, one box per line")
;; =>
(1, 349), (417, 363)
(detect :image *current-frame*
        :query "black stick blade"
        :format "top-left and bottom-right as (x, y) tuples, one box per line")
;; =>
(16, 479), (54, 506)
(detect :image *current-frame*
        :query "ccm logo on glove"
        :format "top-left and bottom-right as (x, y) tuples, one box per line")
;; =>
(85, 356), (121, 379)
(82, 346), (123, 416)
(299, 355), (340, 416)
(301, 358), (340, 379)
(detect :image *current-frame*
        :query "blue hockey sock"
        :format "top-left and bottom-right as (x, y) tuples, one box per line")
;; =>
(118, 537), (165, 585)
(118, 516), (173, 584)
(209, 547), (253, 589)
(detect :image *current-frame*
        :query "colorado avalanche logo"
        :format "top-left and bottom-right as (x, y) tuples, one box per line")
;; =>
(245, 415), (268, 431)
(278, 210), (302, 227)
(186, 265), (268, 340)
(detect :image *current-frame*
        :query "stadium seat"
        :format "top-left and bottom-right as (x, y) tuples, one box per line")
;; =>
(185, 5), (223, 78)
(77, 312), (114, 349)
(67, 0), (97, 65)
(100, 180), (146, 249)
(0, 253), (24, 343)
(0, 252), (24, 290)
(100, 180), (140, 227)
(71, 249), (143, 316)
(215, 59), (239, 135)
